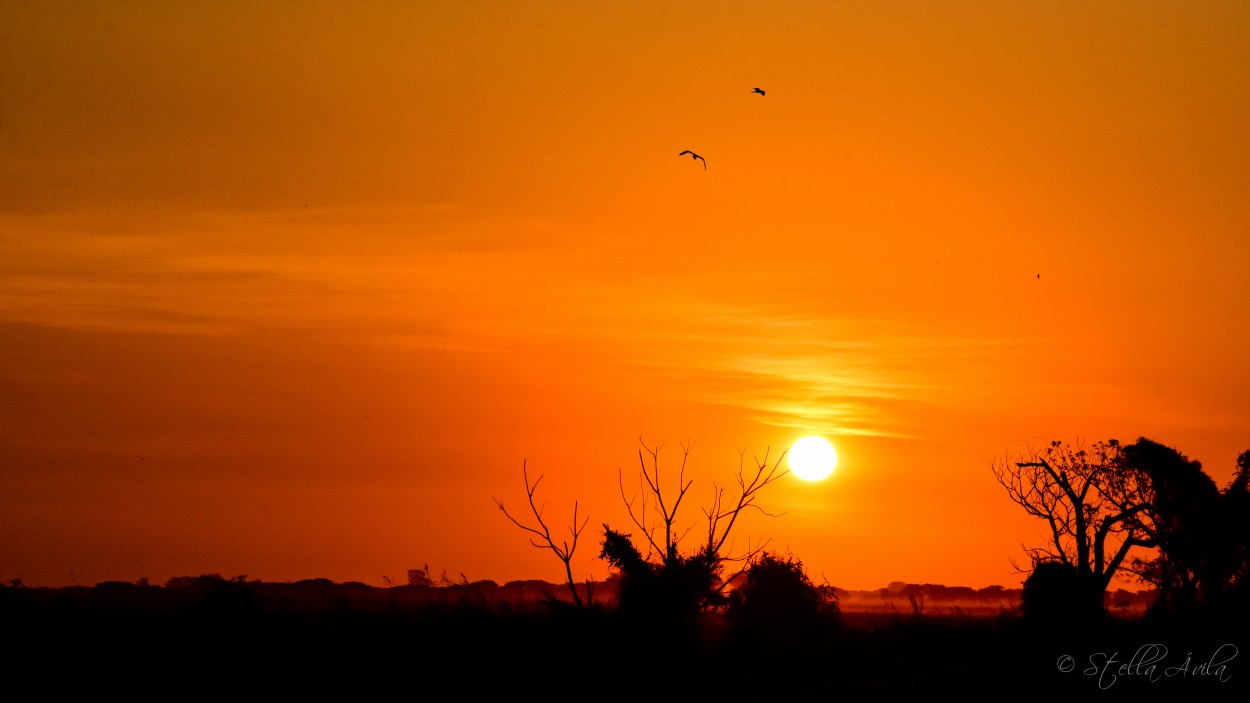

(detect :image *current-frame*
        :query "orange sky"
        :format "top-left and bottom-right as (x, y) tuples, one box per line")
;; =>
(2, 1), (1248, 590)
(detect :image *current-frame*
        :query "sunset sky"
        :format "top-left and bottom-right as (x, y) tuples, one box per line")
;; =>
(3, 1), (1248, 591)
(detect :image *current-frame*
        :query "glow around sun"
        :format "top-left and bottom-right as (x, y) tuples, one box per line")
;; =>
(788, 436), (838, 481)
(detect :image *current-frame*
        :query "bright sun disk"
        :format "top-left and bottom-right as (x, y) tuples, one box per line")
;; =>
(788, 436), (838, 481)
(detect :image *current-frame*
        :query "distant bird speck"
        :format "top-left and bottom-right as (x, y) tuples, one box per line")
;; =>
(752, 87), (766, 96)
(679, 150), (707, 170)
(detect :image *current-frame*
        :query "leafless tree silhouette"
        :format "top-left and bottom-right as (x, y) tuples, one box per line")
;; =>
(611, 438), (788, 605)
(493, 461), (590, 607)
(991, 439), (1156, 614)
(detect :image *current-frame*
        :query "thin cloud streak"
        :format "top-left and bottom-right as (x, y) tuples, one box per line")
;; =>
(2, 204), (1052, 441)
(607, 313), (1033, 439)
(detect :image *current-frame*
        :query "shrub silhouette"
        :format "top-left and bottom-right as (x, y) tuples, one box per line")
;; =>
(726, 551), (840, 646)
(597, 439), (789, 629)
(600, 526), (721, 627)
(1020, 560), (1098, 623)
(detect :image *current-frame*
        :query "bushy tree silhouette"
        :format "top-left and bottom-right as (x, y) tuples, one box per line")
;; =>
(1123, 438), (1250, 615)
(1224, 451), (1250, 610)
(1121, 438), (1218, 613)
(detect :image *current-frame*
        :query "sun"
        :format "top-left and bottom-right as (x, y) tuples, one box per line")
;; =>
(788, 436), (838, 481)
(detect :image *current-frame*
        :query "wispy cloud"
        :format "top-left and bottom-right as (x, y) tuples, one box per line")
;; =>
(2, 205), (1044, 440)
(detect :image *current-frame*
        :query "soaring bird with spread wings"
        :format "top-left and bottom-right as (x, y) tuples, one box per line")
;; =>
(678, 150), (706, 170)
(752, 87), (766, 96)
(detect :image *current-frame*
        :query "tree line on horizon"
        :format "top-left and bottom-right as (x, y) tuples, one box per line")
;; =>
(8, 434), (1240, 631)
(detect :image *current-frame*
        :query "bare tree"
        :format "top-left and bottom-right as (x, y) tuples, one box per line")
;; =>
(617, 438), (695, 563)
(702, 444), (789, 587)
(607, 438), (788, 613)
(493, 461), (590, 607)
(991, 439), (1156, 613)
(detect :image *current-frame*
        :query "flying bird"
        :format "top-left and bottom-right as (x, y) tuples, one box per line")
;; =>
(678, 150), (706, 170)
(752, 87), (766, 96)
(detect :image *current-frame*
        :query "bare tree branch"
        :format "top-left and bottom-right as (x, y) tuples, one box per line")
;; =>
(707, 446), (789, 558)
(494, 460), (590, 607)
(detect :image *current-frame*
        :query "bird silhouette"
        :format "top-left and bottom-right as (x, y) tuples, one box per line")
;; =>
(678, 150), (707, 170)
(752, 87), (766, 96)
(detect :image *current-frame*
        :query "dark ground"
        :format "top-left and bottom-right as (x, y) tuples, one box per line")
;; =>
(2, 580), (1244, 701)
